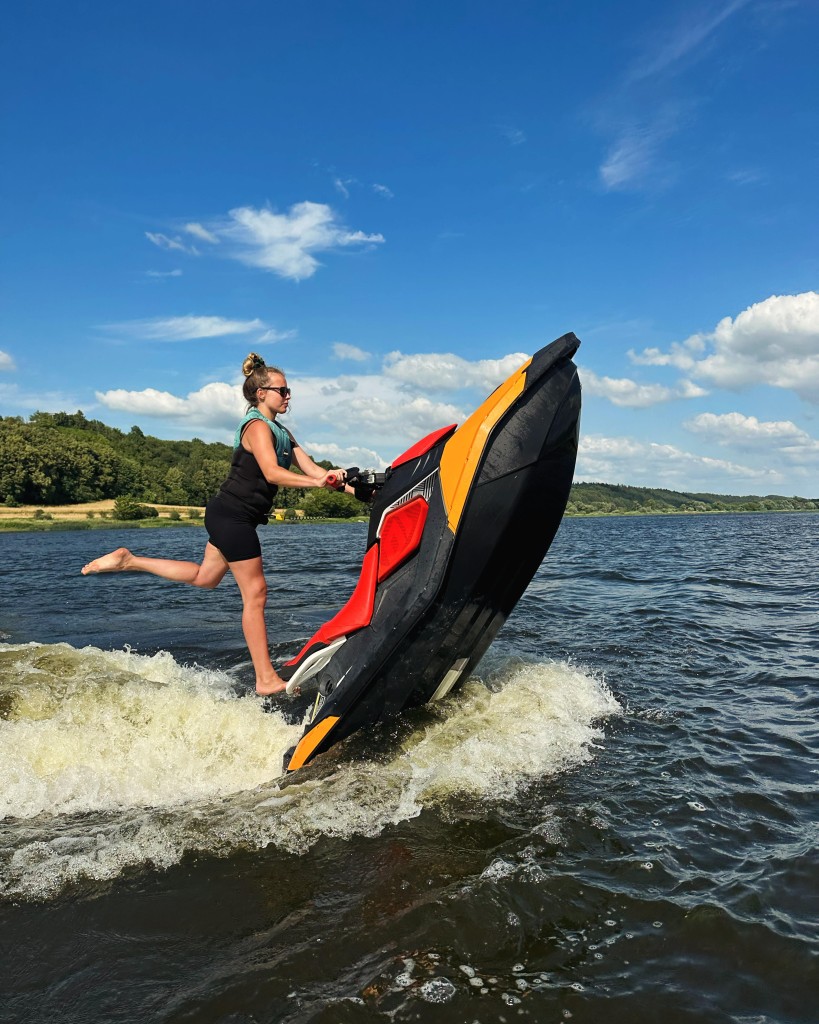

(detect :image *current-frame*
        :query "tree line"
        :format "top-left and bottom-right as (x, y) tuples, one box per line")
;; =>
(1, 411), (815, 517)
(0, 411), (367, 517)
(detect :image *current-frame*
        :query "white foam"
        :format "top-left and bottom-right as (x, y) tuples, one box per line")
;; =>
(0, 643), (299, 820)
(0, 644), (620, 901)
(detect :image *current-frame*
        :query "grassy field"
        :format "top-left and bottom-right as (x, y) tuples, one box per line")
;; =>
(0, 501), (206, 532)
(0, 501), (371, 532)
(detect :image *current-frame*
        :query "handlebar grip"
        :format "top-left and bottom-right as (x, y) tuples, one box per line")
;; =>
(326, 473), (344, 490)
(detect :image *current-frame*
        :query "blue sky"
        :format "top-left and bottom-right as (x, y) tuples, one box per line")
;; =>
(2, 0), (818, 496)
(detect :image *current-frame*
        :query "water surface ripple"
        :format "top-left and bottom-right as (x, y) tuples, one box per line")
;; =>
(1, 512), (816, 1023)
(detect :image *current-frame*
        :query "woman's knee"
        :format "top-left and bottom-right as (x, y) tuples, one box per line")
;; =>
(241, 578), (268, 608)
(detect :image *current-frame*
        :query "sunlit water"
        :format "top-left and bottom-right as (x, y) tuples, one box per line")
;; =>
(1, 515), (816, 1023)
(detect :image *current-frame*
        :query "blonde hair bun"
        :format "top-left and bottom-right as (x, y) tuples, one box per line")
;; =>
(242, 352), (266, 377)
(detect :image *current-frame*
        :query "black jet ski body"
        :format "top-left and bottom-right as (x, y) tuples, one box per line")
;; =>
(280, 332), (582, 773)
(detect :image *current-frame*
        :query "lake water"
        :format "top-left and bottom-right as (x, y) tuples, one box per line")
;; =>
(1, 513), (816, 1023)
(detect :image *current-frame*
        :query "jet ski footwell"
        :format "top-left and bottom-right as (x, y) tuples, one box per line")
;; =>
(280, 333), (582, 773)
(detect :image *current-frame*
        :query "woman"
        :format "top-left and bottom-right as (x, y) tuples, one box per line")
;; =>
(82, 353), (345, 695)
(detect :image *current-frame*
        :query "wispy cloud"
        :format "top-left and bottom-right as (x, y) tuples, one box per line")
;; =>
(596, 1), (751, 191)
(332, 342), (370, 362)
(145, 232), (197, 255)
(626, 0), (751, 83)
(0, 349), (16, 371)
(214, 202), (384, 281)
(599, 120), (676, 191)
(145, 269), (183, 278)
(372, 183), (394, 199)
(497, 124), (526, 146)
(101, 315), (280, 342)
(184, 222), (219, 244)
(146, 201), (384, 281)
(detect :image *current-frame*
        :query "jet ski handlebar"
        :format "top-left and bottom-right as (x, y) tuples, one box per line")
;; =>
(326, 466), (390, 502)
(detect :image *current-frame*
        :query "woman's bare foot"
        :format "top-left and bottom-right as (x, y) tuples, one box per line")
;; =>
(81, 547), (134, 575)
(256, 672), (287, 696)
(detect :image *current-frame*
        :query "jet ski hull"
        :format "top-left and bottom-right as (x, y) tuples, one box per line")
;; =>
(281, 332), (582, 772)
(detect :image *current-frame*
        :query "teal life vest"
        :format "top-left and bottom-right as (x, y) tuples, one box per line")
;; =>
(217, 410), (294, 521)
(233, 409), (293, 468)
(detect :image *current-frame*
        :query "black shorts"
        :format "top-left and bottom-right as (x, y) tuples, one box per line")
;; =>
(204, 494), (263, 563)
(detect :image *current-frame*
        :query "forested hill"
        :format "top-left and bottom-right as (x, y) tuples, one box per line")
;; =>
(1, 411), (816, 514)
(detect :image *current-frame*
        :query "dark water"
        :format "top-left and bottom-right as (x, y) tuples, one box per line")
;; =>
(1, 514), (816, 1023)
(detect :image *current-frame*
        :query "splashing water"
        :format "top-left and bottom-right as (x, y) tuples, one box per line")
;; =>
(0, 642), (619, 900)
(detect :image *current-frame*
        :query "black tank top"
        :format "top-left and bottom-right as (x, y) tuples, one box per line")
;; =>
(217, 447), (279, 523)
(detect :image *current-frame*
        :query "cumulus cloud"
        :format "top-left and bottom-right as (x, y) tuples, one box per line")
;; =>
(685, 412), (819, 456)
(102, 315), (274, 341)
(96, 382), (244, 433)
(332, 343), (370, 362)
(383, 351), (529, 391)
(95, 355), (475, 466)
(580, 368), (705, 407)
(630, 291), (819, 403)
(577, 433), (778, 489)
(0, 349), (16, 371)
(300, 441), (387, 470)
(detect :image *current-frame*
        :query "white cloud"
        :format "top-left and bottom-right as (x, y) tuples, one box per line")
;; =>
(333, 178), (352, 199)
(184, 222), (219, 244)
(145, 201), (384, 281)
(596, 2), (749, 191)
(626, 0), (750, 83)
(373, 183), (394, 199)
(580, 367), (704, 407)
(257, 327), (296, 344)
(103, 315), (270, 341)
(145, 232), (197, 255)
(383, 350), (529, 391)
(0, 349), (15, 371)
(630, 291), (819, 403)
(599, 123), (673, 190)
(299, 441), (386, 470)
(685, 412), (819, 456)
(96, 382), (244, 433)
(332, 343), (370, 362)
(145, 269), (183, 278)
(577, 433), (778, 489)
(498, 124), (526, 146)
(215, 201), (385, 281)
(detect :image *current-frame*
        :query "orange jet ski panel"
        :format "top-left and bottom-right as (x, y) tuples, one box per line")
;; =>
(438, 358), (531, 534)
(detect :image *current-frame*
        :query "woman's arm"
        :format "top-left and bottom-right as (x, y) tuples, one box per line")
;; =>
(243, 421), (333, 489)
(289, 438), (337, 481)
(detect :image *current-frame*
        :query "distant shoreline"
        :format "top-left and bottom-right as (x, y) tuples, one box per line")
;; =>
(0, 500), (814, 534)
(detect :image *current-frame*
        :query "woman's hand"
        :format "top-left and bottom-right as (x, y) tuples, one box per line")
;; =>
(321, 469), (347, 490)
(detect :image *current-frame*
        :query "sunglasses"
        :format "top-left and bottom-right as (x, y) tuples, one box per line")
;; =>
(259, 385), (291, 398)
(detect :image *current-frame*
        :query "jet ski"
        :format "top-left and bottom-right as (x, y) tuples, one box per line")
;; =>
(280, 332), (582, 773)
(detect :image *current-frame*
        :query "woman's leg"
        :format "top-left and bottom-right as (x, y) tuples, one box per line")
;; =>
(229, 556), (286, 695)
(81, 542), (229, 589)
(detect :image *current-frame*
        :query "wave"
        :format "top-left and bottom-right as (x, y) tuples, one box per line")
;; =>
(0, 642), (620, 901)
